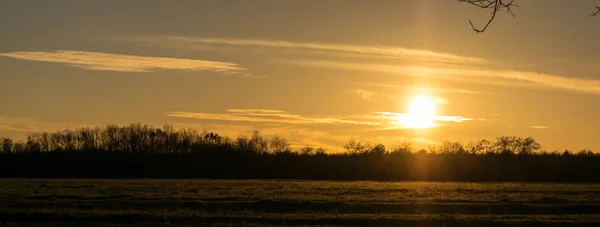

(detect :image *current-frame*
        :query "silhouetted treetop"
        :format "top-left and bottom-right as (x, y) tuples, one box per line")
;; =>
(459, 0), (599, 33)
(0, 123), (599, 182)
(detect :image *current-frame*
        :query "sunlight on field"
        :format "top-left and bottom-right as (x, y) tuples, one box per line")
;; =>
(1, 179), (599, 226)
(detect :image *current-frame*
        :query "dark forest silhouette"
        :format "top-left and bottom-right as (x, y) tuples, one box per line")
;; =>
(1, 123), (598, 182)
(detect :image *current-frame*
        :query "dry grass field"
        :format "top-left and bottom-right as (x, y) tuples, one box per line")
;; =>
(1, 179), (599, 226)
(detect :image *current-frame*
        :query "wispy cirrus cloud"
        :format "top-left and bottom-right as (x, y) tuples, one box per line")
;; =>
(374, 111), (473, 127)
(0, 50), (246, 73)
(351, 89), (375, 101)
(0, 115), (90, 140)
(120, 36), (600, 95)
(530, 125), (550, 129)
(350, 81), (485, 95)
(167, 108), (474, 131)
(239, 73), (269, 79)
(125, 36), (488, 64)
(291, 59), (600, 95)
(166, 109), (381, 126)
(165, 121), (350, 152)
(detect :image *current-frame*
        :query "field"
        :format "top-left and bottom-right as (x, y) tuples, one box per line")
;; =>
(1, 179), (599, 226)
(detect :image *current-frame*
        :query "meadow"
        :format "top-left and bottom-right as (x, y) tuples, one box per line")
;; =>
(1, 179), (599, 226)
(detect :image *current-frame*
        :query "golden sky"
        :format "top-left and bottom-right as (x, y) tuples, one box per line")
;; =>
(1, 0), (599, 152)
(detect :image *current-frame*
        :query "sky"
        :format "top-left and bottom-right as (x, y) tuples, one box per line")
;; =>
(1, 0), (599, 152)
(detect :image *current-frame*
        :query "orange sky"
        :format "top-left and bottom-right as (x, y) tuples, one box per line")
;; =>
(1, 0), (599, 152)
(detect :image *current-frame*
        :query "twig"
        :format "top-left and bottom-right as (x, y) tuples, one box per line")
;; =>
(459, 0), (519, 33)
(592, 6), (600, 16)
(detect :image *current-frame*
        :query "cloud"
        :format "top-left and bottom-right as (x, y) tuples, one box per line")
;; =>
(169, 122), (258, 137)
(435, 98), (448, 104)
(120, 36), (600, 95)
(220, 71), (268, 79)
(350, 81), (484, 95)
(240, 73), (269, 79)
(169, 109), (473, 131)
(365, 135), (441, 147)
(351, 89), (375, 101)
(360, 111), (473, 130)
(291, 59), (600, 95)
(375, 111), (472, 122)
(272, 127), (350, 151)
(167, 122), (348, 152)
(167, 107), (473, 133)
(530, 125), (550, 129)
(125, 36), (488, 64)
(0, 50), (246, 73)
(0, 115), (90, 140)
(166, 109), (381, 126)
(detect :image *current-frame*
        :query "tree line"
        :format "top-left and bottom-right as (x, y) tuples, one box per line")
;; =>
(0, 123), (598, 181)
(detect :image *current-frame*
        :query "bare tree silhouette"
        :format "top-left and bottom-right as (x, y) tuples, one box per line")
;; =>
(460, 0), (599, 33)
(0, 124), (599, 181)
(593, 6), (600, 16)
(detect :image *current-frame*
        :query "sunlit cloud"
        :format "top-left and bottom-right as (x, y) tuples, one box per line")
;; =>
(435, 98), (448, 104)
(166, 109), (381, 126)
(168, 122), (352, 152)
(366, 135), (441, 147)
(376, 112), (472, 122)
(530, 125), (550, 129)
(121, 36), (600, 95)
(274, 127), (349, 151)
(0, 50), (246, 73)
(372, 111), (473, 129)
(125, 36), (488, 64)
(0, 115), (89, 140)
(351, 89), (375, 101)
(291, 59), (600, 95)
(167, 108), (474, 132)
(351, 81), (484, 95)
(240, 73), (269, 79)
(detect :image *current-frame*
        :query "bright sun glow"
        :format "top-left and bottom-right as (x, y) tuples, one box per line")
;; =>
(399, 95), (436, 129)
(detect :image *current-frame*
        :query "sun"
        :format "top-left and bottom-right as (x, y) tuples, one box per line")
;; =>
(399, 95), (436, 129)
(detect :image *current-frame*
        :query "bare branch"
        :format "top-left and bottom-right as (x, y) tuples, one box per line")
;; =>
(592, 6), (600, 16)
(459, 0), (519, 33)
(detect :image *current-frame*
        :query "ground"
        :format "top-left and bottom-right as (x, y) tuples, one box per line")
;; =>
(1, 179), (599, 226)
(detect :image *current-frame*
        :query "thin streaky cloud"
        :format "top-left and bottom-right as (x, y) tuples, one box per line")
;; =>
(351, 89), (375, 101)
(131, 36), (488, 64)
(292, 59), (600, 95)
(166, 109), (381, 126)
(240, 73), (269, 79)
(227, 109), (287, 114)
(0, 50), (246, 73)
(530, 125), (550, 129)
(351, 81), (484, 94)
(436, 98), (448, 104)
(123, 36), (598, 94)
(375, 112), (473, 123)
(0, 115), (89, 140)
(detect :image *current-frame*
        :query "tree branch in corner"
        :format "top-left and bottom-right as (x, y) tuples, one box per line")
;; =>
(459, 0), (519, 33)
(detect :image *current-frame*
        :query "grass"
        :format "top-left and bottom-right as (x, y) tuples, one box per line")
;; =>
(1, 179), (599, 226)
